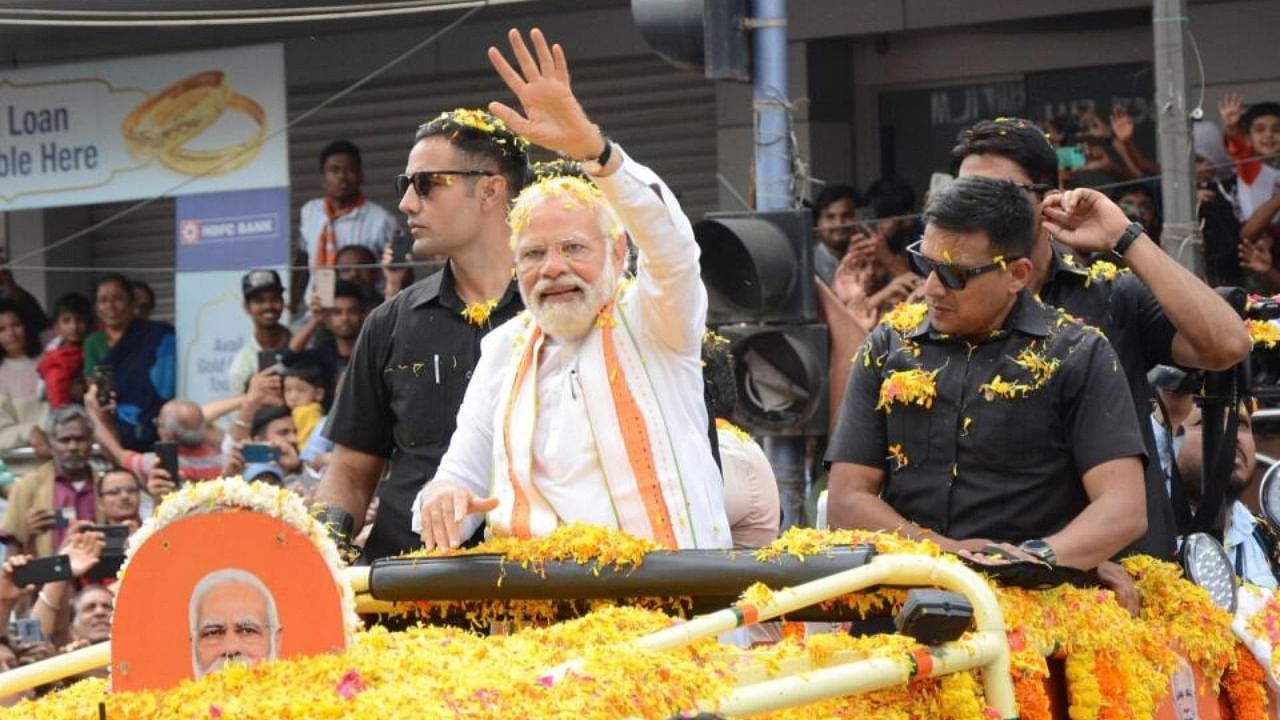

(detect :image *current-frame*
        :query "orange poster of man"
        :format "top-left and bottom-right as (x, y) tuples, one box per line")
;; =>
(111, 510), (347, 691)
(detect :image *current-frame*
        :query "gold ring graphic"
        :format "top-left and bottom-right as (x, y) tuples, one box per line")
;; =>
(121, 71), (230, 157)
(155, 93), (267, 176)
(120, 71), (267, 177)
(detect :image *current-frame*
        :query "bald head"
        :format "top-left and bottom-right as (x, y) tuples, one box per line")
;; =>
(158, 400), (206, 448)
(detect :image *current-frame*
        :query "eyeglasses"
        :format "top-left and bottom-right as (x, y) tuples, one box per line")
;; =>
(907, 240), (1022, 291)
(394, 170), (493, 198)
(1017, 182), (1054, 196)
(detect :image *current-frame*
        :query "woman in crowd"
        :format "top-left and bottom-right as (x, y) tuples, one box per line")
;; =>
(0, 298), (48, 451)
(82, 274), (175, 452)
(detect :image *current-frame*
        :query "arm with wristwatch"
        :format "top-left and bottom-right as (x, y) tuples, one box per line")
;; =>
(1040, 188), (1250, 371)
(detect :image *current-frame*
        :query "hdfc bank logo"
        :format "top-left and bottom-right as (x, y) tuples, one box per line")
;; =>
(180, 220), (201, 245)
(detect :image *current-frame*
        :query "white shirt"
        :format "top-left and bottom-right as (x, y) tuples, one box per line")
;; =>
(297, 198), (399, 297)
(412, 148), (730, 548)
(1236, 161), (1280, 226)
(1225, 501), (1278, 590)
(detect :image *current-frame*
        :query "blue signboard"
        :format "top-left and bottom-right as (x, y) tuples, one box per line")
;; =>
(175, 187), (290, 271)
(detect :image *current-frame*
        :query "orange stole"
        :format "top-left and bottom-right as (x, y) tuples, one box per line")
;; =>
(498, 311), (679, 549)
(599, 317), (678, 549)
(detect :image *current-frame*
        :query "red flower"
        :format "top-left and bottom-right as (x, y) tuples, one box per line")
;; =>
(209, 705), (223, 718)
(336, 669), (367, 700)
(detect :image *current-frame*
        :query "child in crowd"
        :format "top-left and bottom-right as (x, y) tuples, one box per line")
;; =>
(1221, 95), (1280, 241)
(282, 361), (327, 447)
(36, 293), (91, 408)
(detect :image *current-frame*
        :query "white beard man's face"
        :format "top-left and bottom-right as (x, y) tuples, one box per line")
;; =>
(522, 258), (617, 341)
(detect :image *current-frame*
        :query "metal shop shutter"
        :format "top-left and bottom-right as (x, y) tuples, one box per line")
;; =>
(89, 198), (176, 322)
(286, 55), (718, 235)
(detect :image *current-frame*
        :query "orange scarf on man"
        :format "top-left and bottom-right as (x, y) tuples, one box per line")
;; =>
(314, 194), (366, 268)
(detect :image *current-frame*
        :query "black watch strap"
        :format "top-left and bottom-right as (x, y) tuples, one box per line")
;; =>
(315, 506), (355, 546)
(1113, 221), (1144, 257)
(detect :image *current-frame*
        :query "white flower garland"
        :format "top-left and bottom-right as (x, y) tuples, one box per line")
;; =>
(121, 477), (362, 641)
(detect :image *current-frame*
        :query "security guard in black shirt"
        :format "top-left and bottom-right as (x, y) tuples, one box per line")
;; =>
(315, 109), (528, 560)
(952, 118), (1250, 561)
(827, 175), (1149, 572)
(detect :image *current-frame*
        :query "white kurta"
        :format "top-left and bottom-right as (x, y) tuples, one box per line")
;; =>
(412, 147), (731, 549)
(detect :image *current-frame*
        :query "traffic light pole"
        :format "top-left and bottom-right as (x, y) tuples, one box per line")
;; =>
(750, 0), (809, 528)
(751, 0), (791, 213)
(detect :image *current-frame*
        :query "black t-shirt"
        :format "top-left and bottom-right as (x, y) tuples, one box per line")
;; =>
(325, 265), (522, 560)
(826, 293), (1146, 543)
(1038, 243), (1178, 559)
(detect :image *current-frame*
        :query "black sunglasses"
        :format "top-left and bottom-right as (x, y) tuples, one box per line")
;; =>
(394, 170), (493, 198)
(1018, 182), (1055, 196)
(906, 239), (1023, 290)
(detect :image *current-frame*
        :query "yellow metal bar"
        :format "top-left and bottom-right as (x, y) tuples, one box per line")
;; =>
(717, 630), (1011, 718)
(545, 554), (1016, 718)
(343, 566), (371, 595)
(355, 595), (398, 614)
(0, 642), (110, 698)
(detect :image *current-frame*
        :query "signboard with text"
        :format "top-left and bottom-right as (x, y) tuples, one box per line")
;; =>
(0, 44), (287, 212)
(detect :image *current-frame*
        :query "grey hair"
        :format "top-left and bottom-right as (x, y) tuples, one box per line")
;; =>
(47, 404), (94, 437)
(188, 568), (281, 678)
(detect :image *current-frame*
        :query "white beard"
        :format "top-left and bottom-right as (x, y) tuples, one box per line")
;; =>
(523, 264), (617, 341)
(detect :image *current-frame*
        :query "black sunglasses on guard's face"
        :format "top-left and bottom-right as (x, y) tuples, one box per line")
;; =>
(906, 239), (1023, 291)
(394, 170), (493, 198)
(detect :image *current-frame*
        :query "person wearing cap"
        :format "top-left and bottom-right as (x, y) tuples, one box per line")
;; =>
(227, 270), (292, 398)
(314, 104), (529, 559)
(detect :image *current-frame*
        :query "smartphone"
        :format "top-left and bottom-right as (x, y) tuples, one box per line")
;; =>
(390, 229), (414, 266)
(257, 350), (283, 373)
(85, 553), (125, 581)
(11, 618), (43, 646)
(242, 443), (280, 463)
(54, 506), (75, 530)
(154, 441), (180, 482)
(12, 555), (72, 587)
(86, 524), (131, 555)
(1056, 145), (1087, 171)
(95, 365), (113, 406)
(315, 268), (337, 308)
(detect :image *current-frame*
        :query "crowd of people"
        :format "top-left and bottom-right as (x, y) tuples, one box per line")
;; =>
(0, 25), (1278, 701)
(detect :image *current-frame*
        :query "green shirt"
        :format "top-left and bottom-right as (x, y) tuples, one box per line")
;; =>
(82, 330), (110, 378)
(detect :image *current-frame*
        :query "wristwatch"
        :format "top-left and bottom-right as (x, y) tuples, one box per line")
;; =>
(580, 134), (613, 175)
(1112, 221), (1144, 257)
(1018, 539), (1057, 565)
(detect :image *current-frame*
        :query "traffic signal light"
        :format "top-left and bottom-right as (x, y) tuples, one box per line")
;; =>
(719, 323), (828, 437)
(693, 209), (816, 325)
(631, 0), (751, 82)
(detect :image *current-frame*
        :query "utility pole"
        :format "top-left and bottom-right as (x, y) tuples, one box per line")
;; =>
(1152, 0), (1202, 276)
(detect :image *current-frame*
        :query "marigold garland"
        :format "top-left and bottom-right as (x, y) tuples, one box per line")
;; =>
(880, 301), (928, 335)
(1247, 319), (1280, 349)
(876, 368), (939, 412)
(18, 525), (1271, 720)
(1222, 644), (1270, 720)
(460, 298), (499, 327)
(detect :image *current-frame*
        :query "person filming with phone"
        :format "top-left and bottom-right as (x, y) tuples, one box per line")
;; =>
(0, 406), (104, 558)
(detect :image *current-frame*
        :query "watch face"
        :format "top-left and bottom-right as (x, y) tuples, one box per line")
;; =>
(1180, 533), (1237, 613)
(1261, 462), (1280, 532)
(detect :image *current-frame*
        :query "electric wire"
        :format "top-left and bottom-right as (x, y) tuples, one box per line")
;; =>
(0, 0), (512, 27)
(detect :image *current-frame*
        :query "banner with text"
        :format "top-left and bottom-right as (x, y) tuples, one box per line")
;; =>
(0, 43), (287, 212)
(175, 187), (290, 404)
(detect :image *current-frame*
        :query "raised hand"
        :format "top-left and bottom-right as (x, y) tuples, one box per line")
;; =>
(1040, 188), (1134, 255)
(1218, 92), (1245, 133)
(1110, 106), (1135, 144)
(487, 28), (602, 161)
